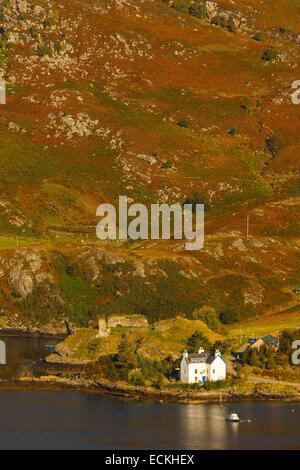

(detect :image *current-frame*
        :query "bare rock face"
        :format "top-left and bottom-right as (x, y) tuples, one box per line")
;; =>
(7, 122), (26, 133)
(46, 113), (100, 139)
(11, 0), (29, 15)
(206, 1), (219, 19)
(132, 261), (146, 278)
(8, 258), (34, 297)
(0, 249), (52, 298)
(72, 248), (125, 283)
(244, 283), (264, 307)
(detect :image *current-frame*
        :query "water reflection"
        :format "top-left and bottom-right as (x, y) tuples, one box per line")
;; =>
(0, 336), (56, 380)
(178, 404), (228, 449)
(0, 390), (298, 449)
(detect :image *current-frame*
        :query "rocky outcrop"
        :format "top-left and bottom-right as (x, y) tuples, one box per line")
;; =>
(0, 249), (52, 298)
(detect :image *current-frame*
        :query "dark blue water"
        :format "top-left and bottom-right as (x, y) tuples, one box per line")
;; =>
(0, 392), (298, 450)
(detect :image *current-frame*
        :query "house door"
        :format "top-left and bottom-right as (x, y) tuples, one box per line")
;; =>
(202, 376), (206, 383)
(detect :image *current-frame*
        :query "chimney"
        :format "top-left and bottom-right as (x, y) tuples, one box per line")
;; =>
(198, 347), (204, 354)
(215, 349), (221, 357)
(183, 350), (189, 359)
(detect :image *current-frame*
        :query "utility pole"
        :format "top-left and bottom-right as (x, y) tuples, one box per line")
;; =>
(246, 214), (250, 239)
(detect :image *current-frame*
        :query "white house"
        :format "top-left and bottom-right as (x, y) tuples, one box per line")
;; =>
(180, 348), (226, 384)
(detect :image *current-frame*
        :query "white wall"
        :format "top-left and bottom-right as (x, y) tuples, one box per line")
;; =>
(181, 355), (227, 384)
(180, 358), (208, 384)
(180, 358), (189, 383)
(208, 356), (226, 382)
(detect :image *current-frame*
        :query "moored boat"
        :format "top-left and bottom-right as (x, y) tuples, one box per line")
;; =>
(225, 412), (240, 423)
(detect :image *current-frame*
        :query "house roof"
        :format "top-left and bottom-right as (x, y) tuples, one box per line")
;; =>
(187, 352), (209, 364)
(261, 335), (279, 345)
(186, 352), (226, 365)
(252, 339), (264, 350)
(235, 343), (249, 354)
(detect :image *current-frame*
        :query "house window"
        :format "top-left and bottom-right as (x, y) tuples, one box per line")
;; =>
(195, 369), (198, 374)
(213, 369), (215, 374)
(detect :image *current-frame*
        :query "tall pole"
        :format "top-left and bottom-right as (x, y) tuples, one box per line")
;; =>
(246, 214), (250, 239)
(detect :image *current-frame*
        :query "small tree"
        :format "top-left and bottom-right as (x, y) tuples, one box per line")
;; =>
(186, 331), (212, 353)
(178, 119), (191, 128)
(115, 336), (138, 378)
(262, 47), (278, 62)
(220, 310), (239, 325)
(248, 348), (260, 367)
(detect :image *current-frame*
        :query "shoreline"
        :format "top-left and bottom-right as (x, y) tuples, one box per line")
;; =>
(0, 328), (299, 405)
(0, 376), (299, 405)
(0, 328), (67, 340)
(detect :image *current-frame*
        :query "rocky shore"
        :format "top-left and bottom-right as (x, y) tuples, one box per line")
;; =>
(4, 374), (299, 405)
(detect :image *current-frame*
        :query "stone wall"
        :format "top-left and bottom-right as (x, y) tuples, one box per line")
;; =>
(107, 314), (148, 329)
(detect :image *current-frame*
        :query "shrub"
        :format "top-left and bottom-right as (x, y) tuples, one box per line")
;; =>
(219, 310), (240, 325)
(43, 15), (58, 29)
(262, 47), (278, 62)
(253, 32), (265, 42)
(37, 44), (51, 57)
(169, 0), (207, 18)
(171, 0), (190, 14)
(161, 160), (173, 170)
(177, 119), (191, 128)
(189, 2), (207, 19)
(203, 379), (230, 390)
(228, 127), (239, 136)
(211, 15), (222, 27)
(30, 26), (39, 39)
(128, 368), (146, 387)
(279, 26), (291, 34)
(54, 41), (67, 54)
(227, 18), (237, 33)
(184, 191), (211, 211)
(265, 135), (281, 157)
(211, 15), (237, 32)
(87, 338), (102, 355)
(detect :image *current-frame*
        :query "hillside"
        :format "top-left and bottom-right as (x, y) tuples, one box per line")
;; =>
(0, 0), (299, 333)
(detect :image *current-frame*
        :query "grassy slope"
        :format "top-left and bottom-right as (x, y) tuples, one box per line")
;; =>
(0, 0), (299, 335)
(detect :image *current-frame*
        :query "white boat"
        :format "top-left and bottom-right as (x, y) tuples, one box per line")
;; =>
(225, 412), (240, 423)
